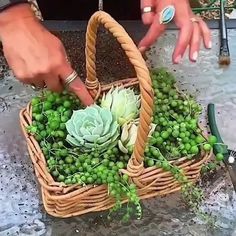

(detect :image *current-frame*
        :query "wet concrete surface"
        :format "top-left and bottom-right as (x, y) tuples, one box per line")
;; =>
(0, 27), (236, 236)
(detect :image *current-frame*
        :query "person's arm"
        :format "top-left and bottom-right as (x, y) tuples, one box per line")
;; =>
(0, 3), (93, 106)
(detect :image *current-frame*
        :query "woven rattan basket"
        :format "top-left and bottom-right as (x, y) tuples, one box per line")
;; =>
(19, 11), (212, 218)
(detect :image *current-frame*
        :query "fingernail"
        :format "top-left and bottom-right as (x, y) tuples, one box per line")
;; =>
(192, 51), (198, 61)
(208, 41), (212, 49)
(138, 46), (146, 53)
(174, 55), (182, 64)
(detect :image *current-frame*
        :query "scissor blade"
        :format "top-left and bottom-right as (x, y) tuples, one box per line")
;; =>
(224, 151), (236, 192)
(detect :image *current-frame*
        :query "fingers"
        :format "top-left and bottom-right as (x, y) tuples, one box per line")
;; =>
(7, 44), (93, 106)
(138, 13), (166, 53)
(44, 75), (63, 92)
(189, 22), (200, 62)
(58, 62), (94, 106)
(176, 16), (211, 63)
(69, 78), (94, 106)
(198, 19), (212, 49)
(139, 0), (173, 53)
(172, 22), (193, 64)
(29, 77), (45, 88)
(171, 0), (194, 63)
(140, 0), (155, 25)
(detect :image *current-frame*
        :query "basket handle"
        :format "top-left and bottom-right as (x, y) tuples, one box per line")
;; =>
(85, 11), (154, 175)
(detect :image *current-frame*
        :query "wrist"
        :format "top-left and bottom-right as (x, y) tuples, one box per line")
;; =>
(0, 3), (34, 27)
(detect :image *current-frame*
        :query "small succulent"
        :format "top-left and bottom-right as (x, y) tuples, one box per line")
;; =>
(65, 104), (120, 152)
(101, 86), (140, 126)
(118, 119), (156, 154)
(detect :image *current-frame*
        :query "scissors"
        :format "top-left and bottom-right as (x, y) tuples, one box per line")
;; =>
(207, 103), (236, 192)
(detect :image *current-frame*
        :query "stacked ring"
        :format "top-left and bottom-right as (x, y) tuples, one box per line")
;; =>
(64, 70), (78, 88)
(190, 17), (199, 23)
(30, 70), (78, 91)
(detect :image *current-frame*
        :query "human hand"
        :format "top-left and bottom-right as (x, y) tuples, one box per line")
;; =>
(0, 4), (94, 106)
(139, 0), (212, 63)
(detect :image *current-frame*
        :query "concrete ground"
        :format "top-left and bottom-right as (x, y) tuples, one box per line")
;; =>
(0, 25), (236, 236)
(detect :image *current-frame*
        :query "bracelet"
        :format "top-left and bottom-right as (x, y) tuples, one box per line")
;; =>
(0, 0), (29, 12)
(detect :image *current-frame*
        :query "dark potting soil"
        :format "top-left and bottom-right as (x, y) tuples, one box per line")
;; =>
(54, 28), (137, 84)
(0, 29), (137, 84)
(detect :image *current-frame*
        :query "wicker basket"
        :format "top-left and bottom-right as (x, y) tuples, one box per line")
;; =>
(19, 11), (212, 218)
(19, 11), (154, 217)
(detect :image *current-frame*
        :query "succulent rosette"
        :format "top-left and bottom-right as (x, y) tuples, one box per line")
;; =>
(65, 104), (120, 152)
(118, 119), (156, 154)
(101, 86), (140, 126)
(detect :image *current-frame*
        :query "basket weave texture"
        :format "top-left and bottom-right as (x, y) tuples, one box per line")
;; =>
(19, 11), (211, 218)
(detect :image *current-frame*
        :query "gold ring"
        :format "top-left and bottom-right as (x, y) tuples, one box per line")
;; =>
(64, 70), (78, 88)
(190, 17), (199, 23)
(141, 6), (155, 14)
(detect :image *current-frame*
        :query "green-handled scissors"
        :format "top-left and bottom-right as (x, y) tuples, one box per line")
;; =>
(207, 103), (236, 192)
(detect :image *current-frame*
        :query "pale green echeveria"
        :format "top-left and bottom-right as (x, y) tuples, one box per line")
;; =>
(65, 104), (120, 152)
(101, 86), (141, 126)
(118, 119), (156, 154)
